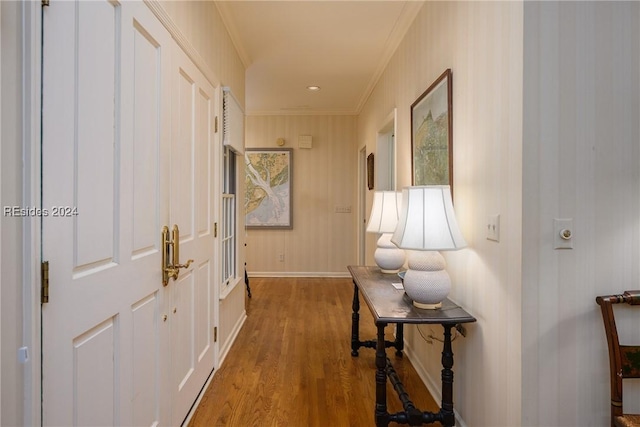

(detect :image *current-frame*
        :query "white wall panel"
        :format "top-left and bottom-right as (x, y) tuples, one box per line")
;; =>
(523, 2), (640, 426)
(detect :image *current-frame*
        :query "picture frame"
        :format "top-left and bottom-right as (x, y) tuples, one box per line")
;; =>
(245, 148), (293, 229)
(367, 153), (375, 190)
(411, 69), (453, 194)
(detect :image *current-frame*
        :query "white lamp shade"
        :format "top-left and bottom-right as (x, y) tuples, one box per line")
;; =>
(366, 191), (402, 233)
(391, 185), (466, 251)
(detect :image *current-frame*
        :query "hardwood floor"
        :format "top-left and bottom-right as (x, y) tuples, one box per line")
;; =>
(188, 277), (441, 427)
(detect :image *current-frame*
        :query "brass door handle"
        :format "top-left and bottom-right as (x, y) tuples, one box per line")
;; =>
(162, 225), (194, 286)
(172, 225), (194, 270)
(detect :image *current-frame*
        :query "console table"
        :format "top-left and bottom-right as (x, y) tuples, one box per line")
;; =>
(348, 265), (476, 427)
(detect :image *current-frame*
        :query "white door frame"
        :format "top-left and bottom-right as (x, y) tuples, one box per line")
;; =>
(23, 1), (44, 425)
(375, 108), (398, 191)
(358, 146), (367, 265)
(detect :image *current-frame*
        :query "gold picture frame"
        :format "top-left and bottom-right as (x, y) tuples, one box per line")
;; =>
(411, 69), (453, 195)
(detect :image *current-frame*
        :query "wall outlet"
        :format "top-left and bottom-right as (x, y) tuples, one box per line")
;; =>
(278, 254), (284, 262)
(335, 205), (352, 213)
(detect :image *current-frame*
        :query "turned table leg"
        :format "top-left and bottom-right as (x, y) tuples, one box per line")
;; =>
(351, 282), (360, 356)
(375, 323), (390, 427)
(440, 324), (455, 427)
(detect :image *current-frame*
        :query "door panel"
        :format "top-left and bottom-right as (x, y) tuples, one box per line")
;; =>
(132, 19), (163, 257)
(196, 261), (212, 361)
(74, 0), (117, 269)
(172, 68), (196, 240)
(131, 293), (160, 426)
(73, 318), (116, 427)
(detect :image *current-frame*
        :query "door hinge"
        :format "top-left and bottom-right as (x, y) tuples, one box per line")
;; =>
(214, 222), (218, 238)
(42, 0), (50, 7)
(214, 116), (218, 133)
(41, 261), (50, 304)
(214, 326), (218, 343)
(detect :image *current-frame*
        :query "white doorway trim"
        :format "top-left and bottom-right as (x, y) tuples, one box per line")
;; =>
(358, 146), (367, 265)
(375, 108), (398, 191)
(23, 1), (43, 425)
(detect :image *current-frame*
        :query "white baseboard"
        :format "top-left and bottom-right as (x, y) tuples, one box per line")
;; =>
(403, 339), (469, 427)
(218, 310), (247, 368)
(247, 271), (351, 278)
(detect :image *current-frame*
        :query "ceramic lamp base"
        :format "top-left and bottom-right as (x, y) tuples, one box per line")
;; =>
(403, 251), (451, 310)
(374, 233), (405, 273)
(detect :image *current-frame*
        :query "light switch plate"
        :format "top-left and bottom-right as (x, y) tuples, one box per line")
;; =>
(486, 214), (500, 242)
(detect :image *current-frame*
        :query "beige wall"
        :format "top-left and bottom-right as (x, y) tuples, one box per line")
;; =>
(362, 1), (640, 426)
(245, 115), (358, 276)
(359, 2), (523, 426)
(522, 2), (640, 425)
(160, 1), (245, 108)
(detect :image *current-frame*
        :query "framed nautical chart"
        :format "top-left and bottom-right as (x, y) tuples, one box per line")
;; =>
(411, 69), (453, 194)
(245, 148), (293, 229)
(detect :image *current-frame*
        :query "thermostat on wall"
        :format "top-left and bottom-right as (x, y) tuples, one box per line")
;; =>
(299, 135), (313, 149)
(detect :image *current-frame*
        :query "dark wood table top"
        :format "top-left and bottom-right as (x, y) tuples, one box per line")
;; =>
(348, 265), (477, 325)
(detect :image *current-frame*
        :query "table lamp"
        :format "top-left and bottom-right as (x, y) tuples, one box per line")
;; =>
(366, 191), (405, 273)
(391, 185), (466, 309)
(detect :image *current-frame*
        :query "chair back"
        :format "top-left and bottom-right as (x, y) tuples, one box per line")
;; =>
(596, 290), (640, 427)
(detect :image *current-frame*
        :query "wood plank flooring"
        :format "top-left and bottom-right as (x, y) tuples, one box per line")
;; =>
(188, 277), (441, 427)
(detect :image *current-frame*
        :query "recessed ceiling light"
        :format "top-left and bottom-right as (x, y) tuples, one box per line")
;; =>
(306, 86), (321, 91)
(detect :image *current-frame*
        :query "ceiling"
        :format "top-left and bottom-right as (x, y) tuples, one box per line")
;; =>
(215, 1), (423, 116)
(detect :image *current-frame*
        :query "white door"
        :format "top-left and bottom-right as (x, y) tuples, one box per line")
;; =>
(41, 1), (217, 425)
(168, 43), (217, 426)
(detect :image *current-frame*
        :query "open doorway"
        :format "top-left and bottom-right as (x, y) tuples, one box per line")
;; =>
(376, 108), (398, 191)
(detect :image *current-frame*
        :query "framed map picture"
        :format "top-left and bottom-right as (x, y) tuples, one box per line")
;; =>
(411, 69), (453, 194)
(245, 148), (293, 229)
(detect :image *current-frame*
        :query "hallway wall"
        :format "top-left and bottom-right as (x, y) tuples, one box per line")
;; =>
(245, 115), (358, 276)
(522, 2), (640, 425)
(360, 1), (640, 426)
(358, 2), (523, 425)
